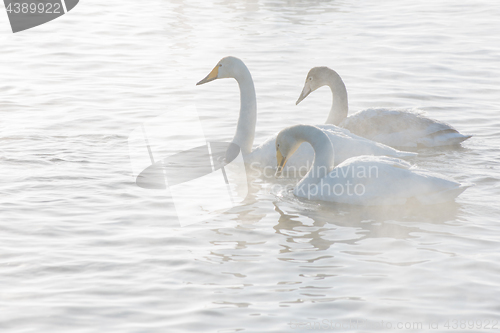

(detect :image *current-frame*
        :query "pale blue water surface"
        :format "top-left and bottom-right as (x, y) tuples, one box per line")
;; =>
(1, 0), (499, 332)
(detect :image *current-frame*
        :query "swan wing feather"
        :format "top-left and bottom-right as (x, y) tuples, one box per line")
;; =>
(246, 125), (416, 173)
(296, 155), (467, 205)
(342, 108), (471, 148)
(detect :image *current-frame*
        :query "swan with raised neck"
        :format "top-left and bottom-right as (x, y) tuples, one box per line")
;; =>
(296, 67), (348, 126)
(295, 66), (472, 148)
(197, 56), (256, 154)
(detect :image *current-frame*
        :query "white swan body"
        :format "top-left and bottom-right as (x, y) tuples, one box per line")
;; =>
(248, 124), (416, 172)
(296, 67), (472, 149)
(275, 125), (471, 205)
(197, 57), (417, 173)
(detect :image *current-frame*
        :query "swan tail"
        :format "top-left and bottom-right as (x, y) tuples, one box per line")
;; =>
(419, 130), (472, 148)
(415, 183), (473, 204)
(448, 134), (473, 145)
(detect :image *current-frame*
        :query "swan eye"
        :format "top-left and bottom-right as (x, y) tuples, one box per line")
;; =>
(219, 64), (222, 67)
(308, 77), (313, 81)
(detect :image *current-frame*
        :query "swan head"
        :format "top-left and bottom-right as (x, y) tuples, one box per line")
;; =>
(275, 126), (303, 177)
(296, 66), (337, 105)
(196, 56), (246, 85)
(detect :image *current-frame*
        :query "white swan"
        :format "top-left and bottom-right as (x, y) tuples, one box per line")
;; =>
(296, 67), (472, 149)
(275, 125), (471, 205)
(197, 57), (416, 173)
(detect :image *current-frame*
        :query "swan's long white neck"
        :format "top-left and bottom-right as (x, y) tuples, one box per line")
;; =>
(232, 63), (257, 155)
(323, 70), (349, 126)
(288, 125), (335, 189)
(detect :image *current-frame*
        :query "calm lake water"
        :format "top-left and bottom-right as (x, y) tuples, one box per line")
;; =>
(1, 0), (499, 332)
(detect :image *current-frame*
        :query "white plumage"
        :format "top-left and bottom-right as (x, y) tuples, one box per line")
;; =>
(248, 124), (416, 172)
(296, 67), (472, 149)
(276, 125), (471, 205)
